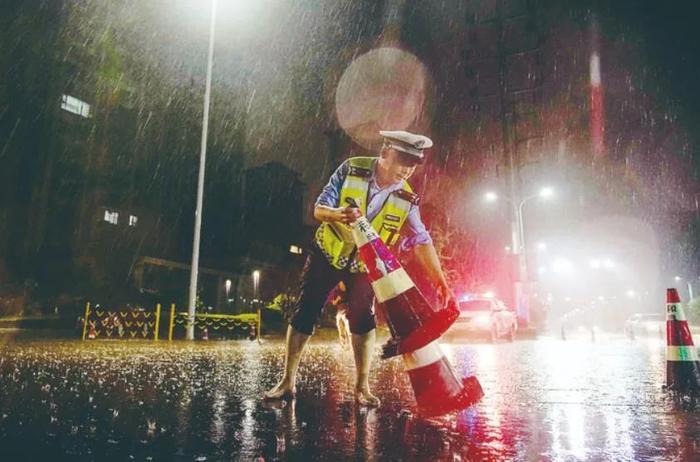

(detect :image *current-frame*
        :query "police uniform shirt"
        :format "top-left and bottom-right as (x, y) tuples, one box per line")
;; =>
(315, 158), (432, 253)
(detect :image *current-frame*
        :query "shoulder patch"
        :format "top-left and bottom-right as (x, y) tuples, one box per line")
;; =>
(348, 166), (372, 178)
(393, 189), (420, 205)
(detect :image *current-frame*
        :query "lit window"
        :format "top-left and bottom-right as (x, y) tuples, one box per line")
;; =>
(129, 215), (138, 227)
(104, 210), (119, 225)
(289, 245), (303, 254)
(60, 94), (91, 118)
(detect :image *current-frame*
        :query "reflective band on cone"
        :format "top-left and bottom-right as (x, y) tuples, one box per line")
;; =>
(665, 288), (700, 395)
(350, 216), (459, 359)
(667, 346), (700, 362)
(403, 341), (484, 417)
(371, 268), (413, 303)
(403, 341), (447, 370)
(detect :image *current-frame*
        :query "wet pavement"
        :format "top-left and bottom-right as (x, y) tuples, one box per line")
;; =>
(1, 333), (699, 461)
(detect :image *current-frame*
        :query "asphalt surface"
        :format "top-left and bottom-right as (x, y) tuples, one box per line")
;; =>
(0, 332), (699, 461)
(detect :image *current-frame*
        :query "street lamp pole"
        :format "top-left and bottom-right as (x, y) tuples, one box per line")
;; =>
(252, 270), (260, 308)
(485, 187), (553, 326)
(674, 276), (695, 301)
(512, 196), (533, 325)
(186, 0), (218, 340)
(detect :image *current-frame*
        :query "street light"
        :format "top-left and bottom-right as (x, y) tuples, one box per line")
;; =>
(484, 186), (555, 253)
(252, 270), (260, 306)
(187, 0), (218, 340)
(539, 187), (554, 198)
(484, 191), (498, 202)
(674, 276), (694, 300)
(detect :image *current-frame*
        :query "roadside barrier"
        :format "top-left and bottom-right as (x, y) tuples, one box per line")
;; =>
(80, 302), (262, 341)
(167, 305), (261, 341)
(81, 302), (162, 340)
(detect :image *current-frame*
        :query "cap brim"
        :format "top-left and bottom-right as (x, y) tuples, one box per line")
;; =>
(396, 150), (424, 165)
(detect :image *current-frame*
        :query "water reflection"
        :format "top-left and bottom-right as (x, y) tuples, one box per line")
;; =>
(0, 337), (698, 460)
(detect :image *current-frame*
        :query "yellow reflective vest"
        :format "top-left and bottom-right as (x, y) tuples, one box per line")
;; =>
(315, 156), (419, 272)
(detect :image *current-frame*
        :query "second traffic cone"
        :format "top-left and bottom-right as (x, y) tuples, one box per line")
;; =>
(88, 321), (97, 339)
(666, 288), (700, 395)
(403, 340), (484, 417)
(248, 323), (257, 341)
(349, 212), (459, 358)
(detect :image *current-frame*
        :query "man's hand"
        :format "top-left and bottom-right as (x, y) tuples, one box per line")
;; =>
(436, 283), (458, 312)
(413, 243), (457, 312)
(336, 206), (362, 224)
(314, 205), (362, 224)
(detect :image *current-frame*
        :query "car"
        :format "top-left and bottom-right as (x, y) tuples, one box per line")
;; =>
(448, 297), (518, 342)
(624, 313), (665, 338)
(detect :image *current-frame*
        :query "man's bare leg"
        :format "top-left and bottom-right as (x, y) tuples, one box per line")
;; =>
(336, 311), (350, 348)
(352, 329), (380, 407)
(264, 325), (310, 399)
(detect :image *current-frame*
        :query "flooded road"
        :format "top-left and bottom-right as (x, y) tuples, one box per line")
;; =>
(1, 334), (699, 461)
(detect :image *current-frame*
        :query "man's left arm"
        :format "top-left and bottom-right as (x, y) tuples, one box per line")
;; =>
(401, 206), (455, 308)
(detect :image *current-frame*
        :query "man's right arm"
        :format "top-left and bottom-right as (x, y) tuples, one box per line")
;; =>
(313, 161), (361, 224)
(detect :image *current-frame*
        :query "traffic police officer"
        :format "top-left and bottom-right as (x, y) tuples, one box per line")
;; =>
(264, 130), (455, 407)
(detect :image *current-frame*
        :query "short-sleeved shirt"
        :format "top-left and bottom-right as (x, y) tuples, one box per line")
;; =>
(315, 158), (432, 254)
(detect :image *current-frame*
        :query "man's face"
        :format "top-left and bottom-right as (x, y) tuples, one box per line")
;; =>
(378, 149), (420, 184)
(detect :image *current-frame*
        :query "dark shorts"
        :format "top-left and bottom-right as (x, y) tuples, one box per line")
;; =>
(289, 247), (376, 335)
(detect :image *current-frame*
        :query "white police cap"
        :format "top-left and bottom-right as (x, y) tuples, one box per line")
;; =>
(379, 130), (433, 162)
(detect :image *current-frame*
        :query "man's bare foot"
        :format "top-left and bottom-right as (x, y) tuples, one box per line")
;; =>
(355, 388), (380, 407)
(263, 381), (296, 400)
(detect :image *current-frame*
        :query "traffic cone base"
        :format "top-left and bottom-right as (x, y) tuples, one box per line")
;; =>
(666, 362), (700, 393)
(381, 300), (460, 359)
(403, 341), (484, 417)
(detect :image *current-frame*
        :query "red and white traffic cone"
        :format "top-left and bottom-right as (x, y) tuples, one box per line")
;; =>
(404, 340), (484, 417)
(248, 323), (257, 341)
(666, 288), (700, 395)
(350, 215), (459, 358)
(88, 321), (97, 339)
(349, 212), (483, 416)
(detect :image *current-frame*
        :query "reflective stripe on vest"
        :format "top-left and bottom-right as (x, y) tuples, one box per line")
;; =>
(317, 157), (414, 272)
